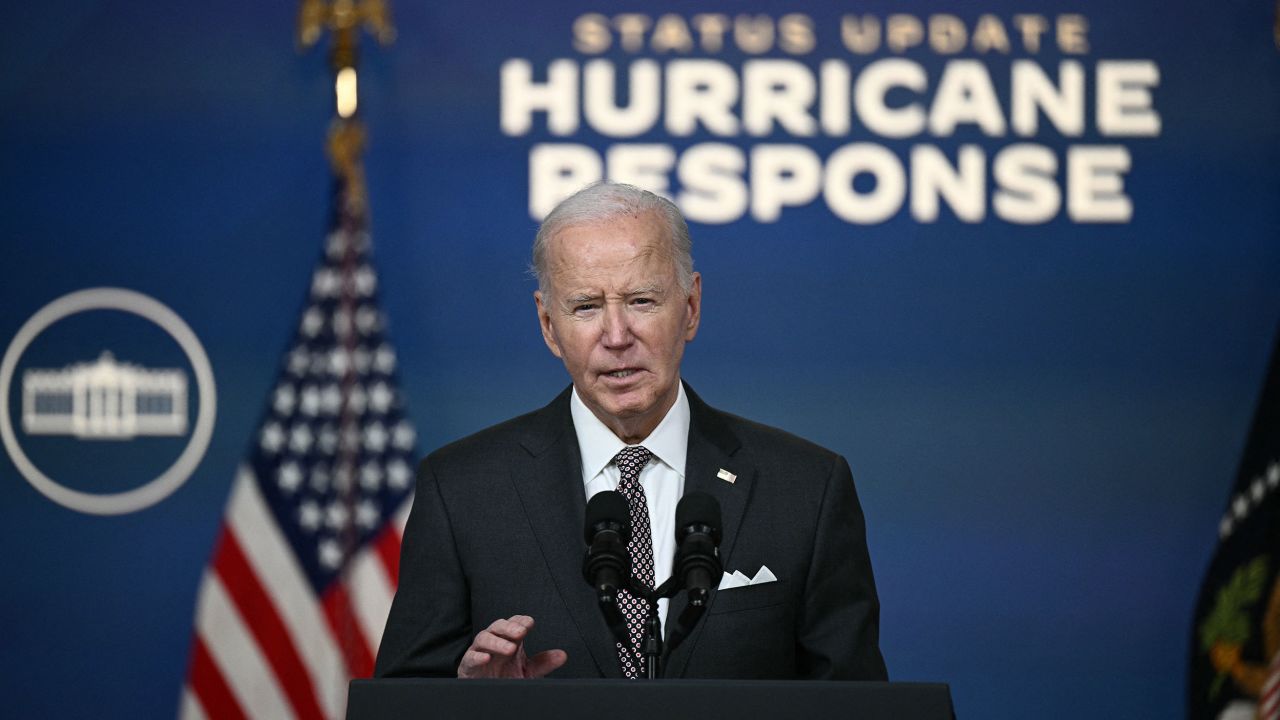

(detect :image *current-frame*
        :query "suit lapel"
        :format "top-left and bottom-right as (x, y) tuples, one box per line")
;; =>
(509, 388), (621, 678)
(663, 383), (750, 678)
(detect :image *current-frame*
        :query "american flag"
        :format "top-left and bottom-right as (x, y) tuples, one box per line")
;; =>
(181, 168), (416, 719)
(1189, 324), (1280, 720)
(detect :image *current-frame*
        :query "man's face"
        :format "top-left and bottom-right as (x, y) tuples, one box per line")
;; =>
(535, 211), (701, 443)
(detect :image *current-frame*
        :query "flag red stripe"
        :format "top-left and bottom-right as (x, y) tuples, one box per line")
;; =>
(1263, 681), (1280, 711)
(323, 581), (376, 678)
(374, 526), (402, 587)
(189, 635), (247, 720)
(1260, 652), (1280, 719)
(214, 528), (326, 720)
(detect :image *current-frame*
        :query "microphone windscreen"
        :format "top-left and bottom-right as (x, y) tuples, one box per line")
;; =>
(675, 492), (722, 542)
(584, 490), (630, 543)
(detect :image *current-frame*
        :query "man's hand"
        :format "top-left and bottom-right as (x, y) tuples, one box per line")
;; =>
(457, 615), (568, 679)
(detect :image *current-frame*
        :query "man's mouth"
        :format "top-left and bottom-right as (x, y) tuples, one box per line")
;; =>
(603, 368), (640, 379)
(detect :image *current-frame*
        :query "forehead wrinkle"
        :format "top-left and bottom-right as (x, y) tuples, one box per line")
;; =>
(547, 246), (676, 298)
(549, 238), (665, 272)
(551, 270), (673, 304)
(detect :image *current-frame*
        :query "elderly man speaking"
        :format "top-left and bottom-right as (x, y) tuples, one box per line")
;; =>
(375, 182), (886, 681)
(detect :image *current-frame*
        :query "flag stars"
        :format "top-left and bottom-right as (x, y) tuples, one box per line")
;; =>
(353, 346), (372, 374)
(325, 502), (349, 531)
(373, 345), (396, 374)
(387, 459), (412, 490)
(352, 231), (371, 254)
(287, 347), (310, 376)
(310, 464), (331, 493)
(356, 500), (381, 529)
(363, 421), (389, 453)
(326, 231), (349, 259)
(330, 348), (350, 376)
(341, 426), (361, 453)
(392, 421), (416, 451)
(333, 309), (354, 340)
(299, 385), (322, 417)
(353, 266), (377, 297)
(359, 461), (383, 491)
(272, 384), (296, 415)
(326, 230), (370, 259)
(310, 352), (330, 376)
(316, 424), (338, 454)
(368, 382), (393, 414)
(1222, 459), (1280, 537)
(248, 228), (415, 584)
(298, 500), (322, 532)
(346, 385), (368, 415)
(312, 268), (340, 298)
(277, 461), (303, 494)
(321, 384), (343, 415)
(301, 307), (325, 337)
(334, 464), (355, 493)
(318, 538), (344, 570)
(289, 423), (314, 454)
(260, 422), (286, 454)
(355, 306), (382, 334)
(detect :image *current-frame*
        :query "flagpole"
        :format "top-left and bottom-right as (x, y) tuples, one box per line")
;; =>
(182, 6), (416, 716)
(298, 0), (396, 214)
(299, 0), (400, 686)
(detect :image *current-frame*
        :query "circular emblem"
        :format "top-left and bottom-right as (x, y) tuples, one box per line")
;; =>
(0, 288), (216, 515)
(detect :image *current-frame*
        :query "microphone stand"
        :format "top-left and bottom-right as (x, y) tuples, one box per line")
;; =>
(643, 604), (662, 679)
(627, 575), (711, 679)
(626, 578), (665, 679)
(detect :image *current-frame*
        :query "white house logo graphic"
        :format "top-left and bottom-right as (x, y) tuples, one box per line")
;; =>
(0, 288), (216, 515)
(23, 351), (188, 440)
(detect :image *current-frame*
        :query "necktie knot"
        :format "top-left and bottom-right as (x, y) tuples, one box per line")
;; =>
(613, 445), (652, 478)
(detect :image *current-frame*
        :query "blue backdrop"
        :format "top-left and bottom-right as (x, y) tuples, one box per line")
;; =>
(2, 1), (1279, 718)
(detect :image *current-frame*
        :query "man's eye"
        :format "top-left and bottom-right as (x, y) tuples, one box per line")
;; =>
(631, 297), (654, 306)
(573, 304), (599, 313)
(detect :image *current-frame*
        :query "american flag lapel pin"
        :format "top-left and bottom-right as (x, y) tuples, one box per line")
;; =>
(717, 468), (737, 484)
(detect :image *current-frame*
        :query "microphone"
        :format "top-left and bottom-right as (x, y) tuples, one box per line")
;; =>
(674, 492), (722, 607)
(582, 491), (631, 600)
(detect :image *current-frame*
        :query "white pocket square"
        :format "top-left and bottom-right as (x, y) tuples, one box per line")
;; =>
(717, 565), (777, 590)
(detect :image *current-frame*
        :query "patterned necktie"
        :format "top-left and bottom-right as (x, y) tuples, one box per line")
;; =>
(612, 445), (654, 679)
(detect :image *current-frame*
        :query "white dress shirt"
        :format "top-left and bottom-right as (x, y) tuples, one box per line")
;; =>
(571, 382), (689, 632)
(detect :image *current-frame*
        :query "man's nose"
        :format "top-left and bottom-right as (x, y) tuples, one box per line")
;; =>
(600, 302), (633, 348)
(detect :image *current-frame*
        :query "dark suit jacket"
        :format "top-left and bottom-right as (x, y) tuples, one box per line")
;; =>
(374, 383), (886, 680)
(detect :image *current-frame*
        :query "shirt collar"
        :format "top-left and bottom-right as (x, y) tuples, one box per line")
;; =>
(570, 382), (690, 485)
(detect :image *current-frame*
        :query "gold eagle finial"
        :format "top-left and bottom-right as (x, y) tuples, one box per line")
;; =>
(298, 0), (395, 63)
(297, 0), (395, 214)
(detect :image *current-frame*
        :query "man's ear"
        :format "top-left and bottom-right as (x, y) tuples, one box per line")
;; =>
(684, 272), (702, 341)
(534, 290), (563, 358)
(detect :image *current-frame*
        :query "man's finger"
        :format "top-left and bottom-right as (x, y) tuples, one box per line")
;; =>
(498, 615), (534, 639)
(457, 649), (492, 678)
(525, 649), (568, 679)
(487, 617), (531, 642)
(507, 615), (535, 629)
(471, 631), (518, 657)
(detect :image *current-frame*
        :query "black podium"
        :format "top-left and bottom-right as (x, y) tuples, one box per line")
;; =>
(347, 679), (955, 719)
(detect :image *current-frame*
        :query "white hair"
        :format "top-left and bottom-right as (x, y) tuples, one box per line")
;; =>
(531, 182), (693, 297)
